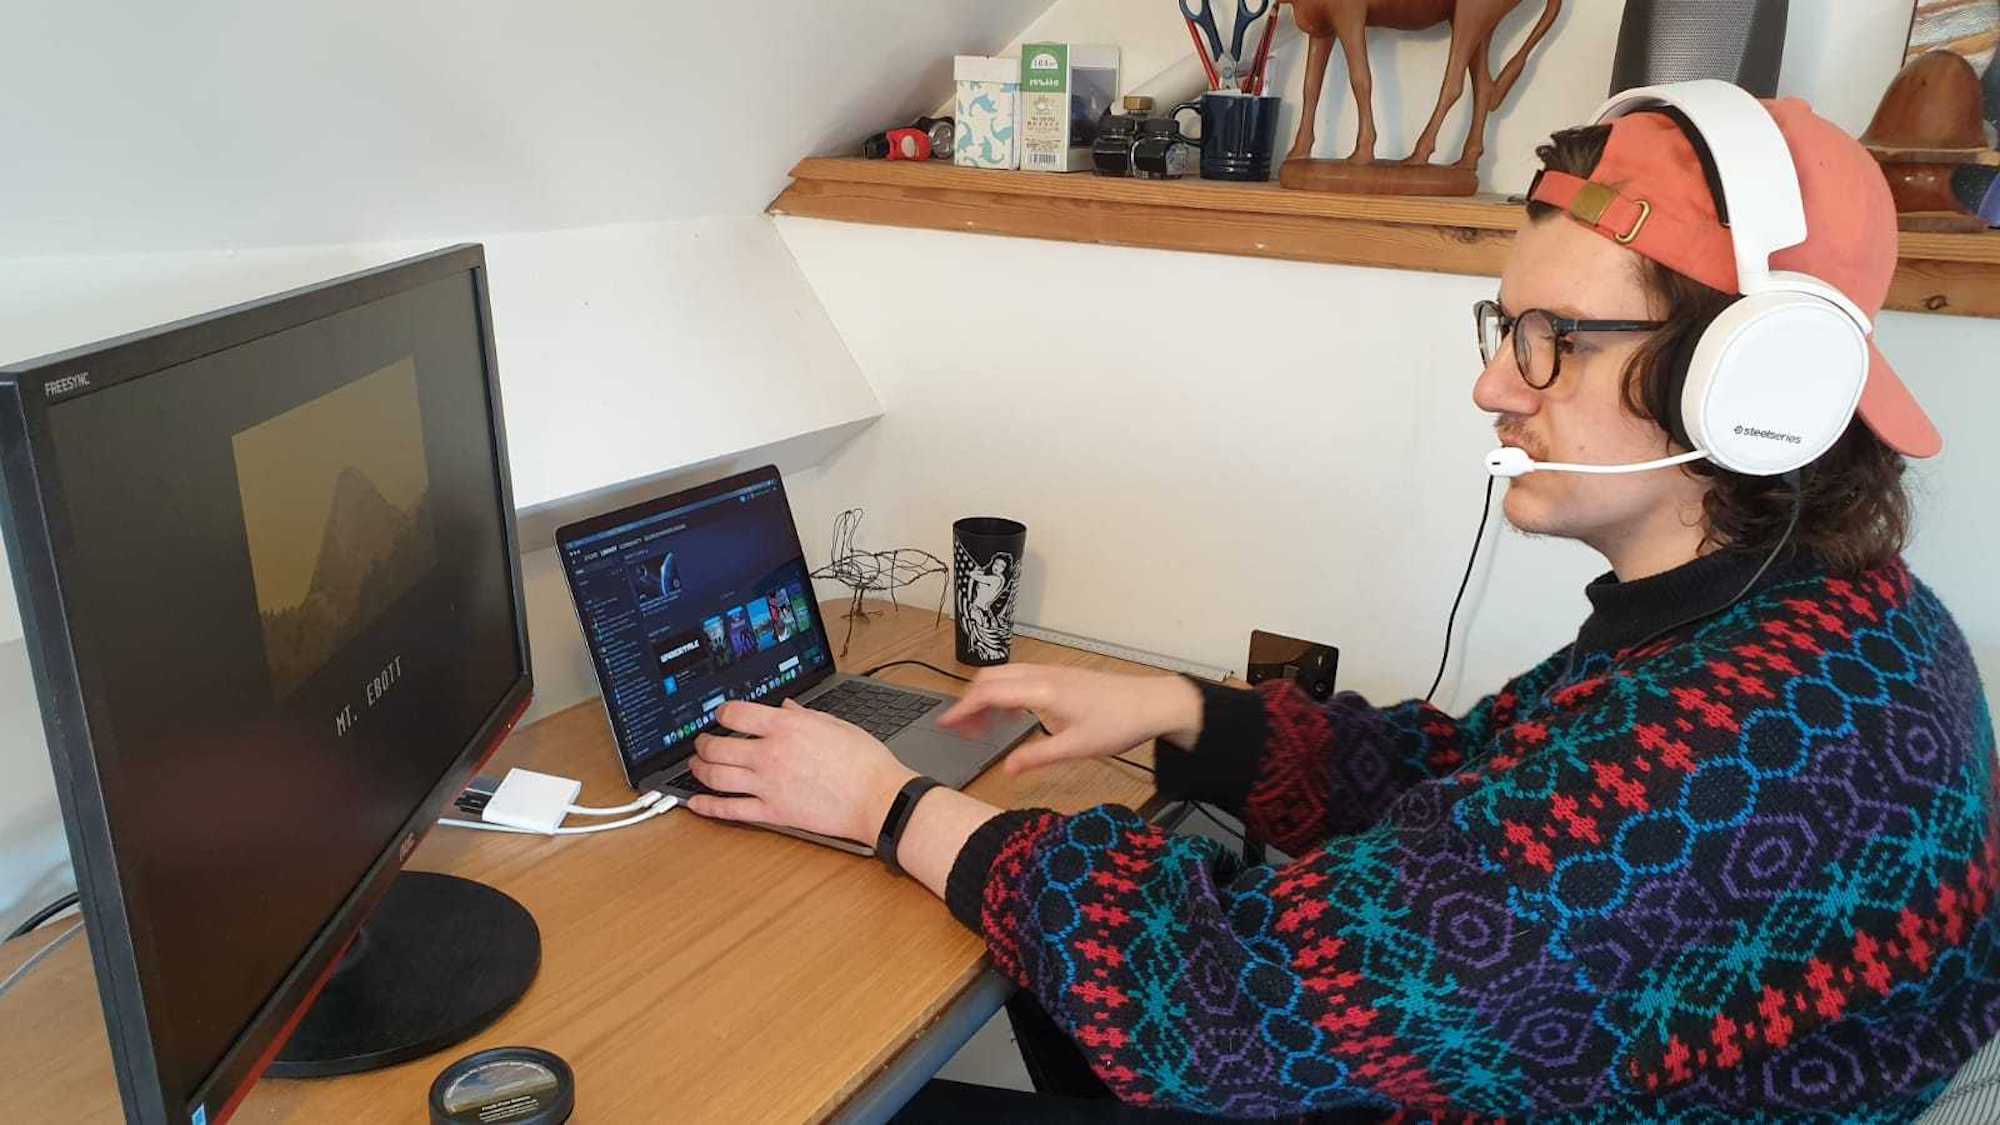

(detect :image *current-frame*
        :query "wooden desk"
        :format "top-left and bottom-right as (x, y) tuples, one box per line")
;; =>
(0, 601), (1164, 1123)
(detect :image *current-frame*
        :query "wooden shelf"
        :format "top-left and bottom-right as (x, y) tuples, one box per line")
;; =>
(771, 157), (2000, 319)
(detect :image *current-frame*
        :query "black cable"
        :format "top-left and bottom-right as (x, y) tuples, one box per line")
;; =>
(1188, 801), (1248, 843)
(6, 891), (79, 942)
(1427, 475), (1497, 703)
(858, 659), (969, 684)
(1621, 470), (1805, 659)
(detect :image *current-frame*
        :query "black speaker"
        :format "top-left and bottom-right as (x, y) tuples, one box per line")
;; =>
(1610, 0), (1790, 98)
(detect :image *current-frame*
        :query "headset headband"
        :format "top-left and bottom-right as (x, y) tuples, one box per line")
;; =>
(1592, 80), (1808, 298)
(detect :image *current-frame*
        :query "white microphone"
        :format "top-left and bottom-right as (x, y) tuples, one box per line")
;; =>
(1484, 446), (1709, 478)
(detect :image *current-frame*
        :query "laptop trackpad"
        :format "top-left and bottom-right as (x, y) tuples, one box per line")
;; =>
(897, 709), (1033, 788)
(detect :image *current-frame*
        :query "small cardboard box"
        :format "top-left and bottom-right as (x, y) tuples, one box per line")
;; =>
(954, 55), (1021, 170)
(1018, 43), (1120, 173)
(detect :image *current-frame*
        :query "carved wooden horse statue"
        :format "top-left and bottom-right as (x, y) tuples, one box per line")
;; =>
(1283, 0), (1562, 168)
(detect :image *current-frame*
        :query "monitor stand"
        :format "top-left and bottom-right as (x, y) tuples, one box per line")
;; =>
(266, 871), (540, 1078)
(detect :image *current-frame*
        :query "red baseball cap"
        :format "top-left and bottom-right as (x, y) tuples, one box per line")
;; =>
(1529, 96), (1942, 458)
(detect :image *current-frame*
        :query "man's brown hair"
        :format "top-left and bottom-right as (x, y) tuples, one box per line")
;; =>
(1528, 123), (1911, 577)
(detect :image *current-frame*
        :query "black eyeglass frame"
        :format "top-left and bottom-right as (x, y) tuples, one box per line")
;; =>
(1473, 298), (1666, 389)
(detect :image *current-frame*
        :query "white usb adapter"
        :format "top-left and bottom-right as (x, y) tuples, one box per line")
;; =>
(480, 768), (585, 835)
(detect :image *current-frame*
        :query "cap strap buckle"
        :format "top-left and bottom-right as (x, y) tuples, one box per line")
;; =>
(1568, 181), (1652, 245)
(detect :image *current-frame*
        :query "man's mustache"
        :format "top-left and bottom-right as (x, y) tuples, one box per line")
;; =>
(1493, 420), (1545, 461)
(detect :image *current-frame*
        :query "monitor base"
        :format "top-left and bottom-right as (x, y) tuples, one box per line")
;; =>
(267, 871), (539, 1078)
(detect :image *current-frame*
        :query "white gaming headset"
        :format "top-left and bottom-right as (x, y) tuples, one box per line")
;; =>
(1486, 79), (1872, 481)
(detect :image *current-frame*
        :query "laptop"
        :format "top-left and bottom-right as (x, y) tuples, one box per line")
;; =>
(555, 465), (1038, 854)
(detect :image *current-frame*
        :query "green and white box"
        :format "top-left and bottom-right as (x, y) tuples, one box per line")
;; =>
(954, 56), (1021, 169)
(1018, 43), (1119, 173)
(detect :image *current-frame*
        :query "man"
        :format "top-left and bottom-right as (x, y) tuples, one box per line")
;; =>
(681, 92), (1997, 1120)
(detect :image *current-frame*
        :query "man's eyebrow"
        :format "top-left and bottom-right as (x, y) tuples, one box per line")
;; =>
(1499, 296), (1594, 320)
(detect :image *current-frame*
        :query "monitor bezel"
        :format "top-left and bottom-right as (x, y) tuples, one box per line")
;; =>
(0, 244), (535, 1124)
(554, 464), (836, 786)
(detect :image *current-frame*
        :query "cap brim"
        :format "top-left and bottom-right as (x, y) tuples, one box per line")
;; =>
(1859, 339), (1942, 458)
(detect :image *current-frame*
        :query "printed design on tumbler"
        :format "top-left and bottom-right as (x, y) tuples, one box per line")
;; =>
(955, 540), (1019, 663)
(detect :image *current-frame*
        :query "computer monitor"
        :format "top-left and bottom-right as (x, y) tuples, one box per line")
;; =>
(0, 245), (534, 1124)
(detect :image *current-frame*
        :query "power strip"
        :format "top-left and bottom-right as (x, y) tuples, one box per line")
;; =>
(1011, 622), (1232, 683)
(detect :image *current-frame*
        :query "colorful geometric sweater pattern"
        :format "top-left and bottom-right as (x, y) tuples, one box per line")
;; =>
(943, 553), (1999, 1121)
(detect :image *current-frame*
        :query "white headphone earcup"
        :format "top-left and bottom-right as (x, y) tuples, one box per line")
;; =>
(1680, 291), (1867, 476)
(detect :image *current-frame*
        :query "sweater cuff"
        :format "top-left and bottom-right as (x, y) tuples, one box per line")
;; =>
(945, 808), (1049, 933)
(1154, 676), (1266, 812)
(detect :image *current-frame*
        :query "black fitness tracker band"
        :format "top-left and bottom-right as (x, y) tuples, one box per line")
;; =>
(877, 776), (944, 875)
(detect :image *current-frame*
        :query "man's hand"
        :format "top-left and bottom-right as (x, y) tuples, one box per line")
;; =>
(685, 699), (918, 844)
(938, 664), (1204, 775)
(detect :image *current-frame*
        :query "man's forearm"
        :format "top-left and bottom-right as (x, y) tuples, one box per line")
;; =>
(893, 675), (1197, 901)
(896, 787), (1004, 900)
(1153, 674), (1206, 748)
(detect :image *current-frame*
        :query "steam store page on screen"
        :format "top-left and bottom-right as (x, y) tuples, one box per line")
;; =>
(563, 480), (828, 774)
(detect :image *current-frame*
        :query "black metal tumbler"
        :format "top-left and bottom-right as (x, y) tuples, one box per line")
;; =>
(952, 517), (1026, 666)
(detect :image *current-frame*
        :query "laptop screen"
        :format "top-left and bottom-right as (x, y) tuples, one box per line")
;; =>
(557, 468), (832, 778)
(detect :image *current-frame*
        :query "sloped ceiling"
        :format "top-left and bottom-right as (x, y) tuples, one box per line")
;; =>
(0, 0), (1055, 255)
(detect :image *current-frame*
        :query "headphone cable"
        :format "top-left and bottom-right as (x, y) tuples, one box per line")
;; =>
(1619, 470), (1804, 660)
(1427, 476), (1497, 703)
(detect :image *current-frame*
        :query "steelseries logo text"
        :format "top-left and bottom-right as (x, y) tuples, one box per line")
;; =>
(1732, 424), (1802, 445)
(44, 372), (91, 398)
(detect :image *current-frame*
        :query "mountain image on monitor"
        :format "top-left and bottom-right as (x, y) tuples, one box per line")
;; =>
(234, 358), (438, 695)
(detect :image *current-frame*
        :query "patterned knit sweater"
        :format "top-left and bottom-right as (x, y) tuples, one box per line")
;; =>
(944, 552), (1999, 1122)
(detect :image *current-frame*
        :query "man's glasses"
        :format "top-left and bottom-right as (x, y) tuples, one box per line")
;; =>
(1473, 298), (1665, 389)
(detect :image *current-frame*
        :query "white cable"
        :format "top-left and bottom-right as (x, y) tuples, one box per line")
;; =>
(1530, 450), (1710, 474)
(565, 791), (663, 817)
(548, 799), (679, 833)
(1486, 445), (1709, 478)
(439, 794), (679, 836)
(0, 920), (84, 1002)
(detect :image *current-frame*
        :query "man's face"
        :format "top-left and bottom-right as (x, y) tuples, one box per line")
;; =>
(1472, 216), (1708, 556)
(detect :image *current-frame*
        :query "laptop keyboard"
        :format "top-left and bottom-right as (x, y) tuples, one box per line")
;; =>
(664, 683), (943, 795)
(669, 770), (736, 799)
(805, 681), (942, 742)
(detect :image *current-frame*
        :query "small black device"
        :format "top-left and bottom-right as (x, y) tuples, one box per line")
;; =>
(1246, 629), (1340, 702)
(429, 1046), (575, 1125)
(862, 116), (955, 160)
(1091, 112), (1141, 176)
(876, 776), (944, 875)
(1131, 116), (1198, 179)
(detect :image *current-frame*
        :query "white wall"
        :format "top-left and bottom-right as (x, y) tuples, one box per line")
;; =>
(779, 223), (2000, 710)
(0, 0), (1051, 256)
(776, 0), (2000, 717)
(0, 0), (1058, 932)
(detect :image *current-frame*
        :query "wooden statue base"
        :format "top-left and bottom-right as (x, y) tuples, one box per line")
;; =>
(1896, 210), (1991, 233)
(1280, 158), (1479, 196)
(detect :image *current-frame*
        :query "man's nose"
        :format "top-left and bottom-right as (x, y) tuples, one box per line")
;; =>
(1472, 344), (1538, 417)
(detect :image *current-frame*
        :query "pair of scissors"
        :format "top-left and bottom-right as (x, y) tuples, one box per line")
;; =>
(1181, 0), (1272, 91)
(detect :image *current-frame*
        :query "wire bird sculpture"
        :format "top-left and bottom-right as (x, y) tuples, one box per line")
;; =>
(808, 509), (948, 656)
